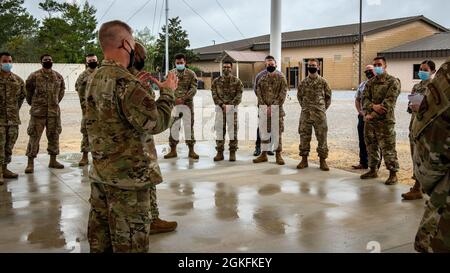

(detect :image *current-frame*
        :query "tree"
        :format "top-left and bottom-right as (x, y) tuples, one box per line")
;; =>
(37, 0), (99, 63)
(0, 0), (39, 58)
(154, 17), (198, 72)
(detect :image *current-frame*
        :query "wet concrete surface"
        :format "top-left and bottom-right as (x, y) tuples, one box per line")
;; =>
(0, 143), (424, 253)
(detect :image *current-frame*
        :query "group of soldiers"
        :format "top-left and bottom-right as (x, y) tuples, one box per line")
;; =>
(0, 52), (66, 187)
(353, 56), (450, 252)
(0, 18), (448, 253)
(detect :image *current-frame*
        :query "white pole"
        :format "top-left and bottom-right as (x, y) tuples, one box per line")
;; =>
(165, 0), (169, 76)
(236, 62), (240, 79)
(270, 0), (282, 71)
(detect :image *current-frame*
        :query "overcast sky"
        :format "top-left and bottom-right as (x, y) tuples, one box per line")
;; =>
(23, 0), (450, 49)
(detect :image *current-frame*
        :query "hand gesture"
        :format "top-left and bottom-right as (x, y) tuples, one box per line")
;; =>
(159, 72), (179, 91)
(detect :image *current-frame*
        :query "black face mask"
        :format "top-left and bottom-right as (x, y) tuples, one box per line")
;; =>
(267, 66), (276, 73)
(88, 62), (98, 69)
(365, 71), (375, 79)
(42, 61), (53, 69)
(308, 67), (318, 74)
(120, 40), (135, 69)
(134, 59), (146, 71)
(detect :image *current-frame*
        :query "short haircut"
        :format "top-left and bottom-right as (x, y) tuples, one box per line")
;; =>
(223, 61), (233, 67)
(86, 53), (96, 58)
(421, 59), (436, 71)
(374, 56), (387, 64)
(265, 55), (275, 61)
(175, 53), (186, 62)
(99, 20), (133, 51)
(0, 52), (11, 58)
(308, 58), (319, 65)
(40, 54), (52, 62)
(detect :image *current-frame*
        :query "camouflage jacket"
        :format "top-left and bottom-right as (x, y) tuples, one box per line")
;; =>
(256, 72), (288, 106)
(297, 75), (332, 113)
(408, 79), (431, 125)
(211, 75), (243, 106)
(412, 57), (450, 207)
(26, 69), (65, 117)
(363, 72), (401, 123)
(75, 68), (96, 116)
(170, 68), (197, 105)
(0, 72), (26, 126)
(85, 60), (174, 190)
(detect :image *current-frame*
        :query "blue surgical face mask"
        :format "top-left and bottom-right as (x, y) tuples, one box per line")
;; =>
(176, 64), (185, 71)
(1, 63), (12, 73)
(374, 66), (384, 76)
(418, 71), (431, 81)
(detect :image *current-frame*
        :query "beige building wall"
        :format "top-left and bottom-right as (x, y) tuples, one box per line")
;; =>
(192, 61), (266, 88)
(281, 44), (355, 90)
(387, 57), (447, 92)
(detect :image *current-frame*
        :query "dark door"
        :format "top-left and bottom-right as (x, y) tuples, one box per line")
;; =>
(286, 67), (299, 88)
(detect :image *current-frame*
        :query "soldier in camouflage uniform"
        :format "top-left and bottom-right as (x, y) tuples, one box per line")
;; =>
(413, 57), (450, 253)
(75, 54), (99, 167)
(164, 53), (199, 160)
(362, 56), (401, 185)
(25, 54), (65, 173)
(253, 56), (288, 166)
(0, 52), (26, 185)
(297, 59), (332, 171)
(211, 61), (243, 162)
(86, 21), (177, 253)
(128, 42), (178, 235)
(402, 60), (436, 201)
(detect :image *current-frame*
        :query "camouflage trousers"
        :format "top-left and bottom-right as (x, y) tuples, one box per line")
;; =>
(258, 112), (284, 153)
(26, 116), (62, 158)
(215, 108), (238, 152)
(364, 121), (399, 172)
(150, 184), (159, 219)
(88, 182), (152, 253)
(80, 118), (89, 153)
(0, 126), (19, 165)
(169, 104), (195, 146)
(415, 195), (450, 253)
(299, 110), (329, 159)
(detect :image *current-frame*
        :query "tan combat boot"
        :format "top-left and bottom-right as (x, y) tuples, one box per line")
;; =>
(385, 171), (398, 186)
(3, 165), (18, 179)
(360, 168), (378, 179)
(78, 152), (89, 167)
(214, 151), (224, 162)
(188, 145), (199, 160)
(25, 157), (34, 174)
(402, 180), (423, 200)
(229, 151), (236, 162)
(275, 152), (285, 165)
(150, 218), (178, 235)
(320, 158), (330, 171)
(49, 155), (64, 169)
(253, 151), (268, 164)
(297, 156), (308, 169)
(164, 145), (178, 159)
